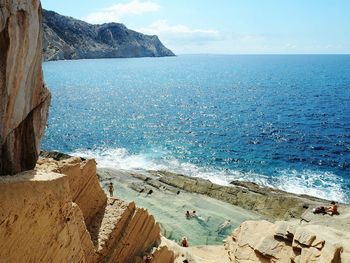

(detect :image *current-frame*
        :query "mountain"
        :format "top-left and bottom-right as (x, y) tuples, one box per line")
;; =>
(42, 10), (175, 61)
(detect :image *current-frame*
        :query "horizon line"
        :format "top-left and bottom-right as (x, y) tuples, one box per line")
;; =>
(175, 53), (350, 56)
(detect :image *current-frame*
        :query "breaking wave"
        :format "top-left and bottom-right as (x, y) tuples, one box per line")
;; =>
(71, 147), (349, 203)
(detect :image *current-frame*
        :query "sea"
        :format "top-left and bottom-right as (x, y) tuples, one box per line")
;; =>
(42, 54), (350, 203)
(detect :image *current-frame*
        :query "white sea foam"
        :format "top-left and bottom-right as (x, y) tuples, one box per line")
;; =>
(71, 147), (349, 203)
(238, 170), (348, 204)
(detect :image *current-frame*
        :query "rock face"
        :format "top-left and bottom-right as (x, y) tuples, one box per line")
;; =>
(42, 9), (175, 61)
(0, 157), (174, 262)
(0, 171), (86, 263)
(36, 157), (107, 226)
(0, 0), (51, 175)
(225, 220), (350, 262)
(34, 157), (174, 263)
(0, 1), (173, 261)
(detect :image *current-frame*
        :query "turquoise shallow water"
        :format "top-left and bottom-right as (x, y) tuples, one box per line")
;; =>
(42, 55), (350, 203)
(98, 170), (260, 246)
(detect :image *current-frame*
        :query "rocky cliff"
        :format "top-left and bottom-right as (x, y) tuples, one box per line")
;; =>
(0, 156), (174, 263)
(42, 9), (175, 61)
(0, 2), (172, 261)
(0, 0), (51, 175)
(36, 157), (174, 263)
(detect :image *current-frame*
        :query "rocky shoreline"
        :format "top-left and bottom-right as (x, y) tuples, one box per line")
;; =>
(97, 168), (326, 221)
(96, 167), (350, 262)
(41, 150), (330, 222)
(37, 150), (350, 262)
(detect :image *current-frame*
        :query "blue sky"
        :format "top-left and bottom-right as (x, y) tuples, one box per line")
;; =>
(41, 0), (350, 54)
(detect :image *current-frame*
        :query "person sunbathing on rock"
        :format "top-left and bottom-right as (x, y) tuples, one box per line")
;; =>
(313, 201), (339, 215)
(313, 206), (326, 214)
(327, 201), (339, 215)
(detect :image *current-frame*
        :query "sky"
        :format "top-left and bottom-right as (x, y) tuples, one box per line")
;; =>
(41, 0), (350, 54)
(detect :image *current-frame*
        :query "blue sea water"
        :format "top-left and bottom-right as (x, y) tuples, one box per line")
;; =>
(42, 55), (350, 203)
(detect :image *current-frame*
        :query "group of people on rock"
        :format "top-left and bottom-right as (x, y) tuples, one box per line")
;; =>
(313, 201), (339, 215)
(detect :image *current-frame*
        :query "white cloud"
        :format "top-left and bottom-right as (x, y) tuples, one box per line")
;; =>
(85, 0), (161, 24)
(139, 20), (219, 36)
(138, 20), (220, 44)
(138, 21), (275, 54)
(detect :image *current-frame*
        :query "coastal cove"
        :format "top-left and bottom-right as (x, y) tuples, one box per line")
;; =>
(97, 165), (350, 262)
(96, 166), (330, 246)
(37, 151), (350, 262)
(42, 55), (350, 203)
(97, 168), (262, 246)
(2, 1), (350, 262)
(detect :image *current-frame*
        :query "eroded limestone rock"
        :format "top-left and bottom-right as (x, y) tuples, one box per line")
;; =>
(0, 0), (51, 175)
(0, 171), (86, 263)
(225, 220), (350, 263)
(35, 157), (169, 263)
(37, 157), (107, 225)
(0, 156), (172, 262)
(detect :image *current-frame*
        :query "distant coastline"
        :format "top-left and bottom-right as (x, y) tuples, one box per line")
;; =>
(42, 9), (175, 61)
